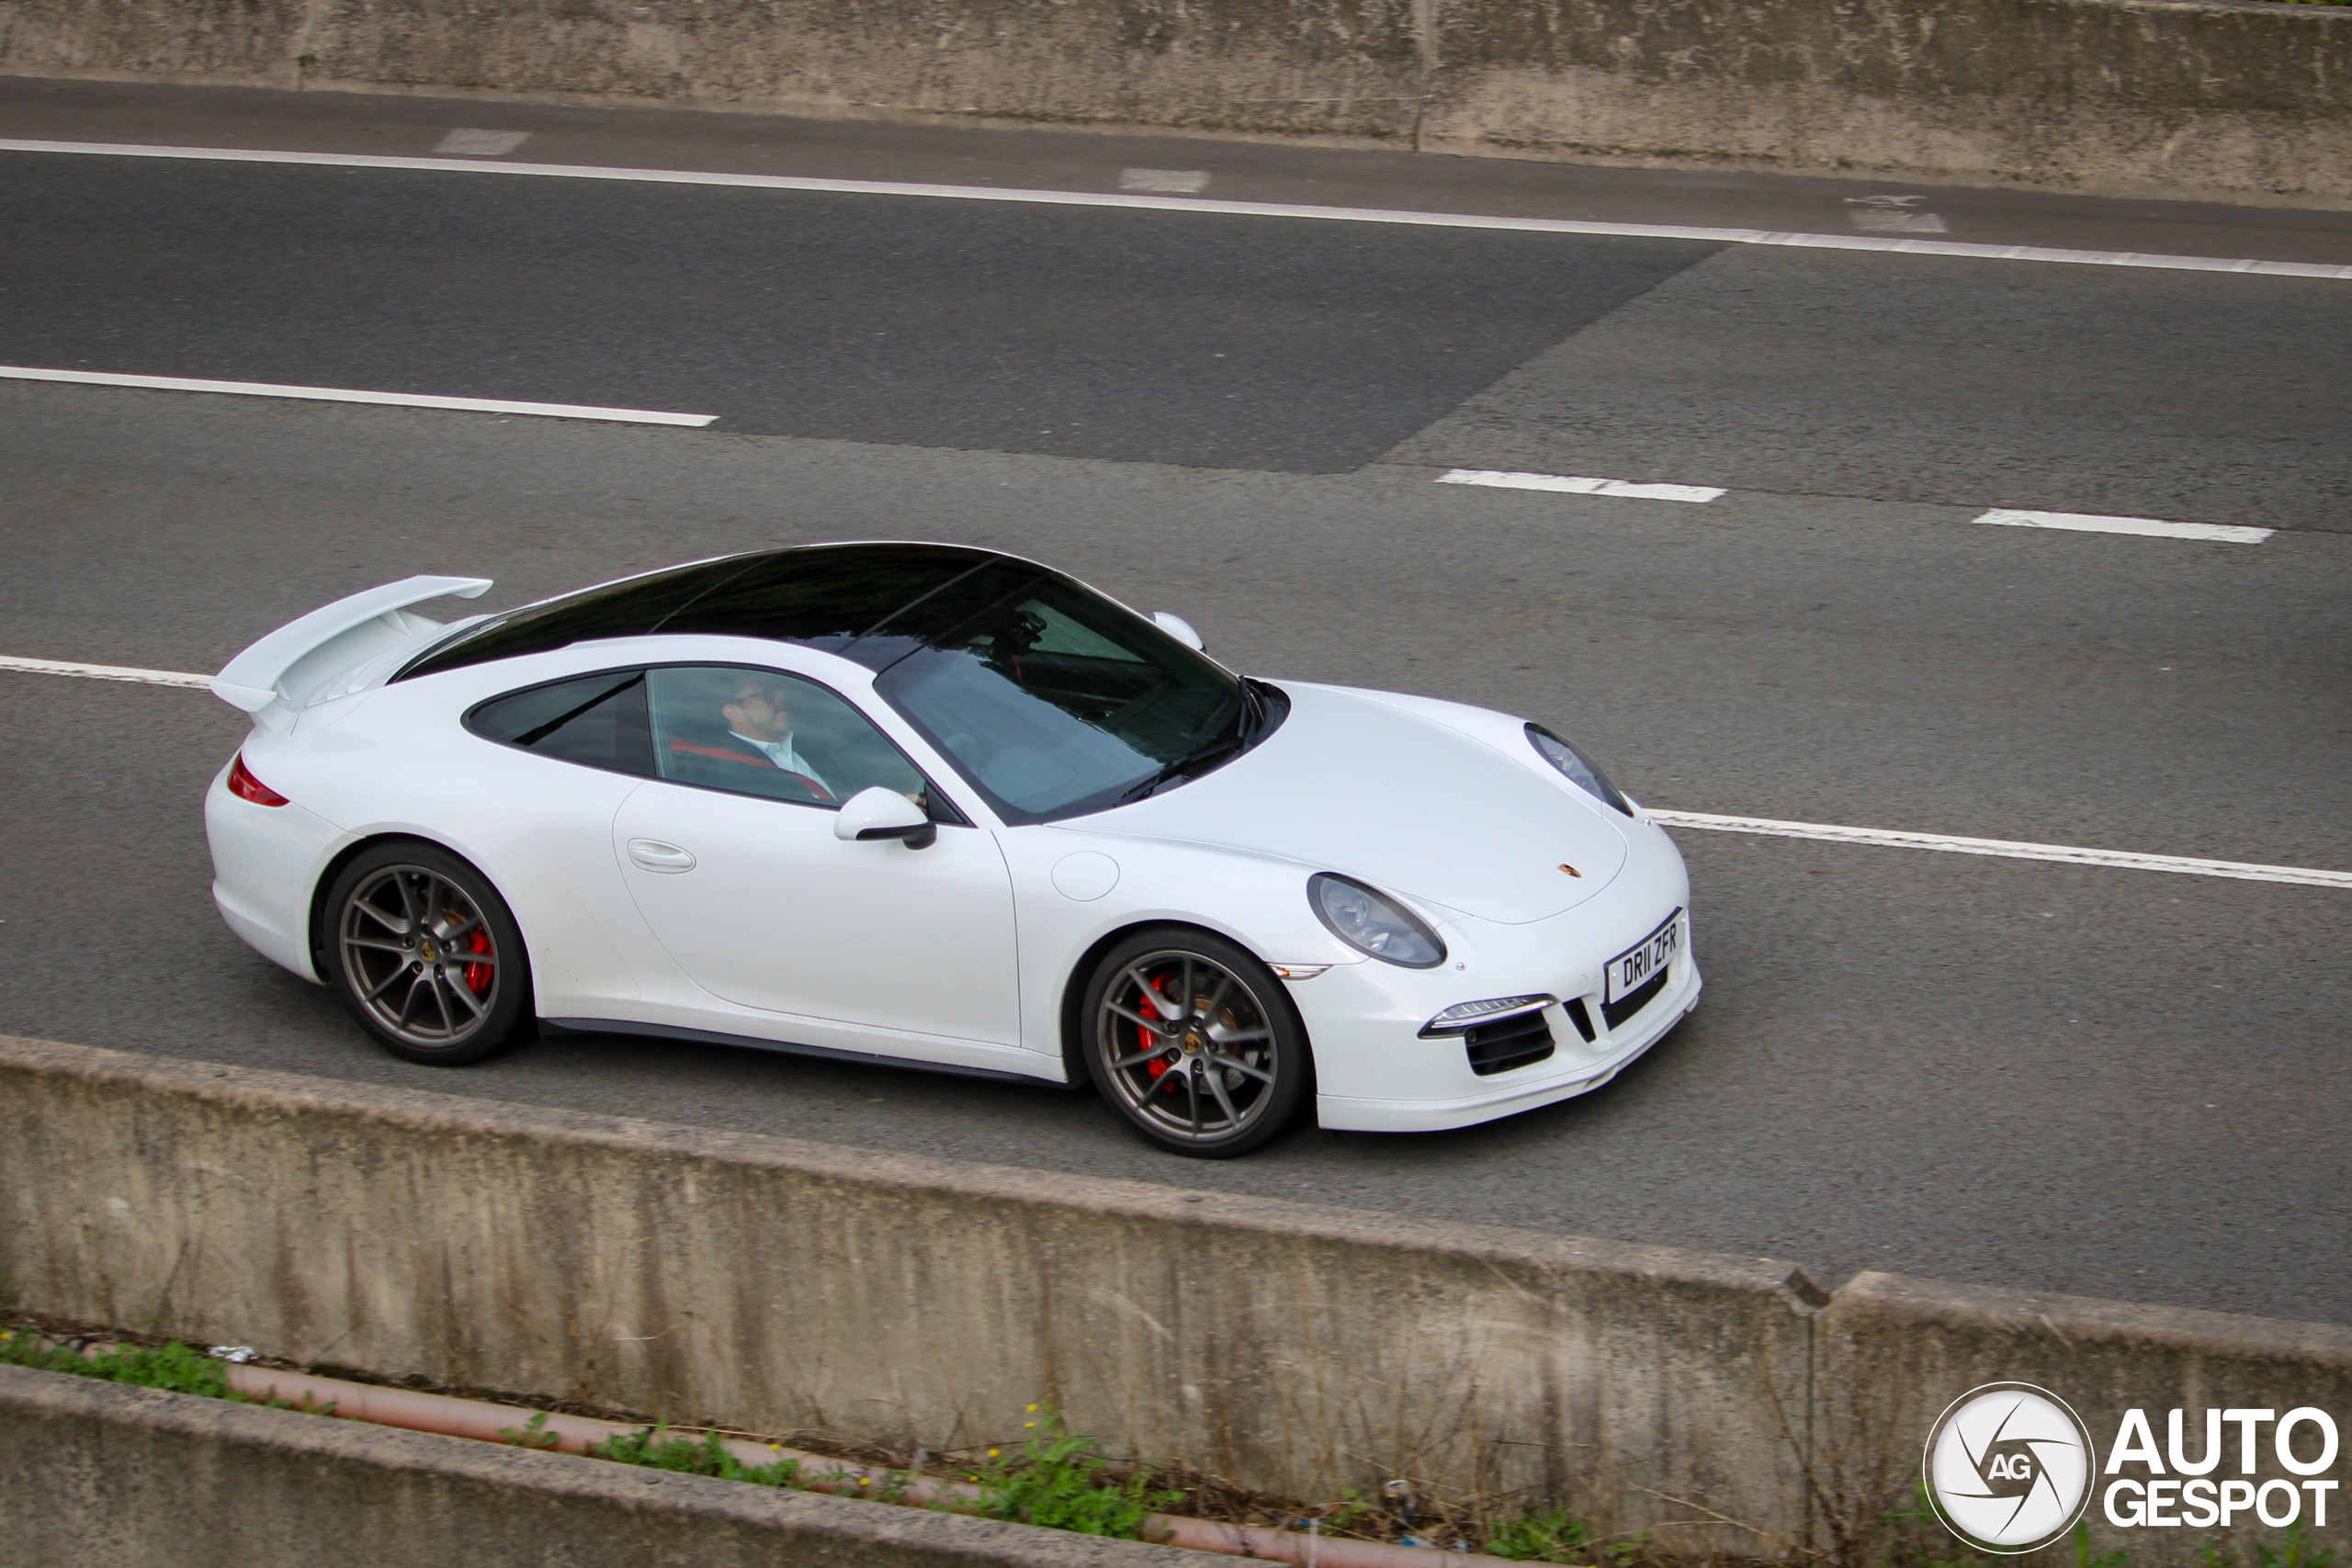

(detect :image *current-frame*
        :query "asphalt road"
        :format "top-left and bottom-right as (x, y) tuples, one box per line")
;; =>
(0, 152), (1719, 473)
(5, 139), (2350, 523)
(10, 75), (2352, 267)
(1, 84), (2347, 1326)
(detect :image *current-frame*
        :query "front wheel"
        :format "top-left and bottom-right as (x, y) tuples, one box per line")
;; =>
(1081, 929), (1310, 1157)
(321, 842), (532, 1066)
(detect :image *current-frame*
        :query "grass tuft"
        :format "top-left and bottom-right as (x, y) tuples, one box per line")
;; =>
(1484, 1506), (1645, 1563)
(588, 1422), (803, 1487)
(972, 1407), (1181, 1540)
(0, 1331), (233, 1398)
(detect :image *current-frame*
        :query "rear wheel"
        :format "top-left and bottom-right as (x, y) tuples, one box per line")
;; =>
(1081, 929), (1308, 1157)
(322, 843), (531, 1066)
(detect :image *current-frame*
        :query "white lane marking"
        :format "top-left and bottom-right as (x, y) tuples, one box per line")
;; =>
(5, 140), (2347, 282)
(14, 651), (2346, 893)
(0, 655), (213, 688)
(1973, 508), (2272, 544)
(1439, 468), (1725, 503)
(435, 129), (532, 157)
(1441, 476), (2277, 540)
(1849, 211), (1949, 235)
(1120, 168), (1210, 194)
(0, 366), (718, 427)
(1846, 195), (1948, 235)
(1649, 808), (2352, 891)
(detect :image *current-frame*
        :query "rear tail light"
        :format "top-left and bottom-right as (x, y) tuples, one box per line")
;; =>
(227, 754), (289, 807)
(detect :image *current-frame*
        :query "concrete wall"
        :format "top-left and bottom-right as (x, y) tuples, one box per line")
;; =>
(1819, 1272), (2352, 1562)
(6, 1034), (2350, 1563)
(0, 0), (2345, 201)
(0, 1362), (1193, 1568)
(0, 1036), (1820, 1553)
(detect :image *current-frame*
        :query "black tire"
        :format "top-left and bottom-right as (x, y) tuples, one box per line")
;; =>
(1080, 927), (1310, 1157)
(321, 841), (533, 1066)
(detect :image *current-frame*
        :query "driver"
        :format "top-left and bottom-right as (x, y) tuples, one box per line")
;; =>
(708, 673), (831, 797)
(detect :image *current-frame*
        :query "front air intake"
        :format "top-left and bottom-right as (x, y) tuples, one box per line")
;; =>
(1464, 1011), (1555, 1077)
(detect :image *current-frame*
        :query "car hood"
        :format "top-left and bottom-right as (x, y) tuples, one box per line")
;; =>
(1080, 682), (1629, 924)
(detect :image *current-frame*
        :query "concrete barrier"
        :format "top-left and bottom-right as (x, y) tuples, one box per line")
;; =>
(0, 0), (2345, 202)
(0, 1361), (1193, 1568)
(7, 1034), (2348, 1563)
(0, 1036), (1820, 1552)
(1816, 1272), (2352, 1561)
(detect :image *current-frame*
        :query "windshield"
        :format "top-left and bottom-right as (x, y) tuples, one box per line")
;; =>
(869, 574), (1278, 824)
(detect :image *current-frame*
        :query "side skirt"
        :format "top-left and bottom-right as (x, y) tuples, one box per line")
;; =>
(542, 1017), (1063, 1088)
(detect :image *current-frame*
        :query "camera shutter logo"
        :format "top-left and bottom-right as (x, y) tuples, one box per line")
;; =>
(1924, 1383), (2097, 1552)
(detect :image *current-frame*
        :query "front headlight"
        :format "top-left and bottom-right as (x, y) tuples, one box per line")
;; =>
(1308, 874), (1447, 968)
(1527, 723), (1631, 816)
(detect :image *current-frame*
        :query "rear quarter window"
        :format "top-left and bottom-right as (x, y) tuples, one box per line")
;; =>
(467, 671), (654, 777)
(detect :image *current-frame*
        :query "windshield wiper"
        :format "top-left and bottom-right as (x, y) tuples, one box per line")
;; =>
(1117, 680), (1273, 803)
(1119, 735), (1245, 802)
(1237, 677), (1269, 740)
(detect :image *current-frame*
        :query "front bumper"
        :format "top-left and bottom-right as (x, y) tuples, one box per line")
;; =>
(1298, 828), (1701, 1133)
(1313, 961), (1699, 1132)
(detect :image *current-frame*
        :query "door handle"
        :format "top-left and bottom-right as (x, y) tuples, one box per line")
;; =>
(627, 839), (696, 873)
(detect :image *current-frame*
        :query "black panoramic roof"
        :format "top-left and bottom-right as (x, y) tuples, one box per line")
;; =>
(397, 542), (1051, 682)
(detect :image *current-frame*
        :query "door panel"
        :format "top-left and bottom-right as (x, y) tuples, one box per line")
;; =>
(611, 781), (1020, 1047)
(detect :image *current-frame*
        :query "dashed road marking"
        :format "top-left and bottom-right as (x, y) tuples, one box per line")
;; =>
(435, 129), (532, 157)
(8, 651), (2342, 892)
(4, 140), (2347, 282)
(1846, 195), (1948, 235)
(1119, 168), (1210, 194)
(1438, 474), (2277, 543)
(0, 655), (213, 688)
(0, 366), (718, 427)
(1648, 809), (2352, 891)
(1438, 468), (1725, 503)
(1973, 508), (2272, 545)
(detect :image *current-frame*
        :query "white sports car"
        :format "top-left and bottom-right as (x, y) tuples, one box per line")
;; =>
(206, 544), (1699, 1156)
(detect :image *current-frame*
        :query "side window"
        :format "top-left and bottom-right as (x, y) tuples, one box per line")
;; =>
(645, 665), (932, 811)
(468, 670), (652, 776)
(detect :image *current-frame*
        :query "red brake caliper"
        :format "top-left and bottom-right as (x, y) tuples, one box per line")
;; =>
(463, 928), (494, 995)
(1138, 983), (1169, 1079)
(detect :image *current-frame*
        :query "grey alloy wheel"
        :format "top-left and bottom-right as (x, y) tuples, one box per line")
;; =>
(1086, 931), (1307, 1156)
(325, 844), (529, 1066)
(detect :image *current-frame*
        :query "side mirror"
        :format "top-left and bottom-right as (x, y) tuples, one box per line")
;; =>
(833, 786), (936, 849)
(1152, 611), (1204, 651)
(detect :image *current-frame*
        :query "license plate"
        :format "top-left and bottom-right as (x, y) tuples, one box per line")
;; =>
(1606, 910), (1684, 1003)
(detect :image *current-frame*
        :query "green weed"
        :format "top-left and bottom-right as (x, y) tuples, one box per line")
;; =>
(588, 1422), (802, 1487)
(1482, 1506), (1646, 1564)
(0, 1331), (232, 1399)
(499, 1411), (565, 1450)
(973, 1407), (1180, 1540)
(1321, 1486), (1381, 1531)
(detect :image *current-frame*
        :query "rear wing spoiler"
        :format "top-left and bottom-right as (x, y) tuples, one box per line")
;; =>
(211, 576), (493, 715)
